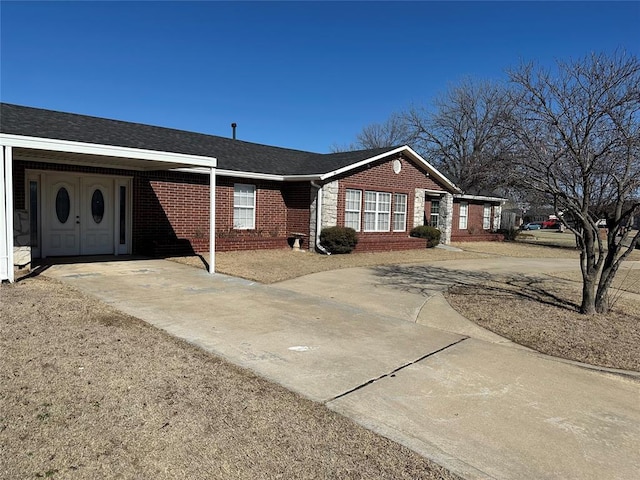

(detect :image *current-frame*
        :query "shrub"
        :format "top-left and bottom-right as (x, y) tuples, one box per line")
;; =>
(410, 225), (441, 248)
(320, 226), (358, 254)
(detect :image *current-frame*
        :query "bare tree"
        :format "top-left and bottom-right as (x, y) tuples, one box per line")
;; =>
(329, 113), (415, 152)
(405, 79), (515, 194)
(507, 51), (640, 314)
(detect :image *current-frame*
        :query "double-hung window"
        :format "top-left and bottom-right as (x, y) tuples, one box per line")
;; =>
(393, 193), (407, 231)
(429, 200), (440, 228)
(233, 184), (255, 229)
(458, 202), (468, 230)
(345, 189), (362, 231)
(483, 204), (492, 230)
(364, 191), (391, 232)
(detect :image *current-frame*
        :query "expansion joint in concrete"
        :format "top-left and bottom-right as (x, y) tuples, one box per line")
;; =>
(326, 337), (468, 403)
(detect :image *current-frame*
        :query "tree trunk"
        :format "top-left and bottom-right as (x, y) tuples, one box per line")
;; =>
(581, 274), (598, 314)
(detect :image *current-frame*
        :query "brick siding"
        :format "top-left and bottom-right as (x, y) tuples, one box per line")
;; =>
(332, 154), (451, 253)
(450, 199), (503, 242)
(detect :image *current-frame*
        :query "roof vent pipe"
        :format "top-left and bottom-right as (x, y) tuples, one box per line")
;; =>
(231, 123), (237, 140)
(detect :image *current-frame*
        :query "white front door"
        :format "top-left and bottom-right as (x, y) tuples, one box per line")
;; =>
(80, 176), (114, 255)
(43, 175), (116, 257)
(45, 176), (81, 256)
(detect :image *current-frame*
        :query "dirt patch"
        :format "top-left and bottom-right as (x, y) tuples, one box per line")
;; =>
(0, 276), (458, 480)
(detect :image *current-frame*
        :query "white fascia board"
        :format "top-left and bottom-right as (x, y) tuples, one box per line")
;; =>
(455, 193), (507, 203)
(318, 145), (462, 194)
(174, 167), (321, 182)
(425, 189), (448, 195)
(0, 134), (217, 168)
(318, 146), (408, 181)
(402, 146), (462, 193)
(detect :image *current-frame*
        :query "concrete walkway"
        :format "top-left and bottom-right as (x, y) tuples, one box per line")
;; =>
(43, 257), (640, 480)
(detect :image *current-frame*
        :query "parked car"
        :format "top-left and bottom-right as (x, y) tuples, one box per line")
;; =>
(542, 219), (560, 229)
(521, 222), (543, 230)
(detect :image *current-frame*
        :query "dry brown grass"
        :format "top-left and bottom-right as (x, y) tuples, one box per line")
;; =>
(171, 247), (488, 284)
(0, 276), (458, 480)
(548, 269), (640, 295)
(171, 241), (588, 284)
(445, 278), (640, 372)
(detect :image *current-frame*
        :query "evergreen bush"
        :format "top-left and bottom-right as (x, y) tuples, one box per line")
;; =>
(410, 225), (441, 248)
(319, 226), (358, 254)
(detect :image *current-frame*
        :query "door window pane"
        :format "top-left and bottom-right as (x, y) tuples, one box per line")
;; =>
(119, 186), (127, 245)
(91, 189), (105, 224)
(55, 187), (70, 224)
(29, 181), (38, 247)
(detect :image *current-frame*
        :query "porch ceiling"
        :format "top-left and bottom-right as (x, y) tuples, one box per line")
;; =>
(13, 147), (210, 171)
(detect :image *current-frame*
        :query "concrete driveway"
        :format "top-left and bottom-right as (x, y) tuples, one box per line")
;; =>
(44, 257), (640, 480)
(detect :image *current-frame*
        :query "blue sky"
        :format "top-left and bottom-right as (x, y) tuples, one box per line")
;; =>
(2, 1), (639, 153)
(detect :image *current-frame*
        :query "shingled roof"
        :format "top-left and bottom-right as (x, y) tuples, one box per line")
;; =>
(0, 103), (399, 176)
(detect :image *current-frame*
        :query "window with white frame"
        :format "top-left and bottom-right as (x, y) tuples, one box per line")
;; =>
(345, 189), (362, 231)
(483, 204), (492, 230)
(364, 191), (391, 232)
(459, 202), (468, 230)
(429, 199), (440, 227)
(233, 183), (255, 229)
(393, 193), (407, 231)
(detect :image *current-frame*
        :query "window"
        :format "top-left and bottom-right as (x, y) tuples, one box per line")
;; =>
(483, 204), (492, 230)
(364, 191), (391, 232)
(345, 189), (362, 231)
(429, 200), (440, 228)
(233, 184), (255, 229)
(393, 194), (407, 231)
(459, 202), (468, 229)
(119, 186), (127, 245)
(29, 181), (39, 248)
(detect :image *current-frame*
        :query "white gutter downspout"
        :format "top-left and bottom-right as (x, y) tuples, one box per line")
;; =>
(310, 181), (331, 255)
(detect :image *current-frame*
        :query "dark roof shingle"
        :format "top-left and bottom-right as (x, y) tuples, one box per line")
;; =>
(0, 103), (398, 176)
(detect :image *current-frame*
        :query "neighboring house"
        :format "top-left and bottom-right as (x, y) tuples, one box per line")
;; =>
(0, 103), (504, 282)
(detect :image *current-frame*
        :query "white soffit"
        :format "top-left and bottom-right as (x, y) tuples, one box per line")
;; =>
(0, 134), (217, 170)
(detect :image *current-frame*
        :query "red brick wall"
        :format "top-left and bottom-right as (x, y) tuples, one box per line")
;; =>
(135, 171), (210, 254)
(451, 199), (503, 242)
(333, 154), (449, 252)
(214, 178), (311, 252)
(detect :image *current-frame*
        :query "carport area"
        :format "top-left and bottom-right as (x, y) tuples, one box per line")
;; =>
(43, 257), (640, 480)
(1, 118), (217, 283)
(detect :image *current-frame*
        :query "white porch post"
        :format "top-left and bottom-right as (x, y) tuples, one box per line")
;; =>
(209, 167), (216, 274)
(1, 146), (15, 282)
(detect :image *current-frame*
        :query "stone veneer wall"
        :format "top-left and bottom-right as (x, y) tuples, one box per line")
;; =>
(13, 209), (31, 267)
(321, 180), (339, 228)
(413, 188), (425, 230)
(440, 193), (454, 244)
(309, 186), (318, 251)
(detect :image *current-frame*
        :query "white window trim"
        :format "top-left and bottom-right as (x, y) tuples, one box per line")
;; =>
(429, 199), (440, 228)
(233, 183), (256, 230)
(393, 193), (407, 232)
(364, 191), (391, 232)
(459, 202), (468, 230)
(483, 204), (492, 230)
(345, 189), (362, 232)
